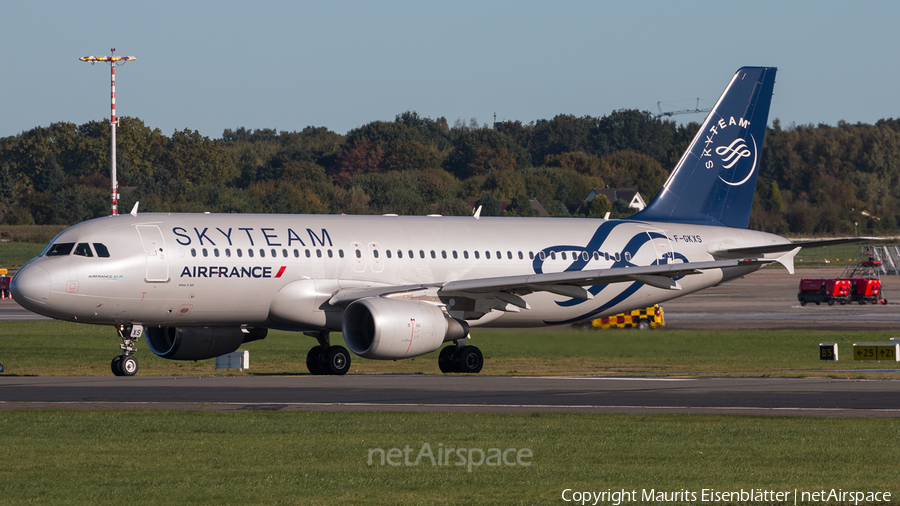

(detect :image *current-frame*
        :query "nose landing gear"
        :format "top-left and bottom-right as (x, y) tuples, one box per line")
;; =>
(111, 325), (140, 377)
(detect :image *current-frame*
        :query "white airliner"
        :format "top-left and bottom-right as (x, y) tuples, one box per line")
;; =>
(11, 67), (864, 376)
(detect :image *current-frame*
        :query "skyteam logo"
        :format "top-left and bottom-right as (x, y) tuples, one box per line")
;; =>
(534, 221), (687, 325)
(701, 115), (756, 187)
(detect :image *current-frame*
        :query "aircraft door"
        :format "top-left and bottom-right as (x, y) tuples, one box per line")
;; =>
(644, 229), (675, 265)
(136, 225), (170, 282)
(350, 242), (366, 273)
(369, 242), (384, 273)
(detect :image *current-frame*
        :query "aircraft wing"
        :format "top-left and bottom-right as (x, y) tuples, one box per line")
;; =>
(327, 257), (779, 315)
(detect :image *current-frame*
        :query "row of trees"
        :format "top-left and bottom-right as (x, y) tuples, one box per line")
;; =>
(2, 111), (900, 236)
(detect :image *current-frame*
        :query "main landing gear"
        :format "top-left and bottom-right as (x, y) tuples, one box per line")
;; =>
(111, 325), (140, 377)
(438, 340), (484, 374)
(305, 331), (351, 375)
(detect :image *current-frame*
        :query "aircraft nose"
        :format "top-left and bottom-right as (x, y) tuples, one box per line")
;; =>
(11, 264), (50, 307)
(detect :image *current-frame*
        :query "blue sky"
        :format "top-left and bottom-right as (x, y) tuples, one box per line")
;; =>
(2, 0), (898, 139)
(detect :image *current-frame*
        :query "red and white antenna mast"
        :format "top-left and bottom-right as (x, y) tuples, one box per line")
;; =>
(79, 48), (137, 216)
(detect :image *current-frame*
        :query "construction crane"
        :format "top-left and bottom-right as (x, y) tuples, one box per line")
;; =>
(655, 98), (711, 118)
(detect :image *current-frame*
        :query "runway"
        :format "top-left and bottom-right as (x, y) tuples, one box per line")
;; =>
(1, 375), (899, 417)
(3, 268), (900, 417)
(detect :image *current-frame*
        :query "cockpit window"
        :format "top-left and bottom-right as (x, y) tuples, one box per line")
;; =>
(93, 243), (110, 258)
(74, 243), (94, 257)
(46, 242), (75, 256)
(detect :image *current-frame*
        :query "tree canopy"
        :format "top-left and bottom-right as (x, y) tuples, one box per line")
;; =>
(2, 111), (900, 237)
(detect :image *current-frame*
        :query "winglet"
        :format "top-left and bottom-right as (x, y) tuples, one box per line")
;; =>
(473, 205), (482, 220)
(130, 202), (140, 217)
(773, 247), (801, 275)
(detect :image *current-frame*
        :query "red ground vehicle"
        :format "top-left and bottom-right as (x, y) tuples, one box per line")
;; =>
(845, 277), (885, 304)
(798, 248), (887, 306)
(798, 278), (851, 306)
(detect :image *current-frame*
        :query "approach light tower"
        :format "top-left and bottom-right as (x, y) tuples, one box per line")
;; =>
(79, 49), (136, 215)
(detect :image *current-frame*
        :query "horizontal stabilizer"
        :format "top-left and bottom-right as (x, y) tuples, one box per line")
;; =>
(711, 237), (883, 258)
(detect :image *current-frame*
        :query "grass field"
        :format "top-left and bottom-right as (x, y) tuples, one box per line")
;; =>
(0, 411), (898, 505)
(3, 324), (900, 504)
(2, 320), (900, 378)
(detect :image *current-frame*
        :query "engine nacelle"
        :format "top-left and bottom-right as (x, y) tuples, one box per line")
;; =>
(144, 327), (267, 361)
(342, 298), (468, 360)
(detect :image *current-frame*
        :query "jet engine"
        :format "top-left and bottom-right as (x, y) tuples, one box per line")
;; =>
(342, 297), (468, 360)
(144, 327), (267, 360)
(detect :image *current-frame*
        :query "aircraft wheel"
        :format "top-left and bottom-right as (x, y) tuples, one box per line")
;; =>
(0, 363), (4, 373)
(800, 300), (807, 306)
(456, 346), (483, 374)
(306, 346), (326, 375)
(828, 299), (835, 306)
(111, 356), (124, 376)
(322, 346), (351, 375)
(120, 355), (139, 376)
(438, 346), (458, 373)
(638, 320), (651, 330)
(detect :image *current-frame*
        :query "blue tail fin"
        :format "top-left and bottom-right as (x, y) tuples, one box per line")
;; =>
(631, 66), (777, 228)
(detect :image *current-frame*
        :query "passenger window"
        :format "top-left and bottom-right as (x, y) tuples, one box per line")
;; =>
(248, 249), (254, 258)
(46, 242), (75, 256)
(615, 252), (621, 262)
(561, 252), (567, 260)
(408, 250), (413, 258)
(550, 252), (556, 260)
(271, 249), (277, 257)
(441, 250), (447, 259)
(593, 252), (600, 260)
(282, 249), (288, 257)
(430, 250), (436, 259)
(328, 250), (334, 258)
(237, 249), (243, 258)
(463, 251), (469, 259)
(496, 251), (501, 260)
(317, 249), (322, 258)
(582, 252), (589, 261)
(339, 249), (344, 258)
(507, 251), (513, 259)
(202, 248), (208, 257)
(529, 252), (534, 260)
(294, 249), (299, 258)
(539, 251), (546, 261)
(225, 249), (231, 258)
(397, 250), (403, 259)
(452, 251), (458, 259)
(605, 252), (610, 261)
(419, 250), (425, 259)
(624, 252), (631, 262)
(373, 250), (379, 259)
(385, 250), (391, 259)
(518, 251), (523, 260)
(93, 243), (110, 258)
(356, 249), (361, 258)
(474, 251), (480, 259)
(214, 248), (220, 257)
(306, 249), (311, 258)
(486, 251), (491, 259)
(74, 243), (93, 257)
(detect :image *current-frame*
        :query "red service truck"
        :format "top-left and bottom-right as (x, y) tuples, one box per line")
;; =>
(798, 278), (851, 306)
